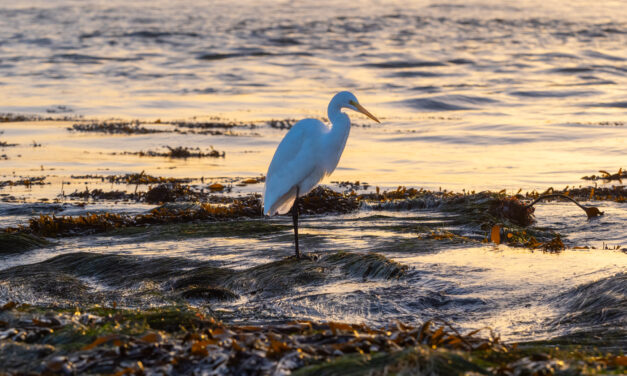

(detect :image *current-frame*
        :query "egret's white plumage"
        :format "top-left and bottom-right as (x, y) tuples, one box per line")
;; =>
(262, 91), (380, 257)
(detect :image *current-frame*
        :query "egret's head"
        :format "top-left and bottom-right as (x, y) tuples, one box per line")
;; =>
(332, 91), (380, 123)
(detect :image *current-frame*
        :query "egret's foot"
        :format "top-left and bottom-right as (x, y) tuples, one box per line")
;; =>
(288, 252), (320, 261)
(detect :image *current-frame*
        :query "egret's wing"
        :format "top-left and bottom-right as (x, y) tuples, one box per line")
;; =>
(263, 119), (328, 215)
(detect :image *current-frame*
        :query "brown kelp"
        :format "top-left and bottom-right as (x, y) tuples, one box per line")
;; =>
(70, 172), (193, 185)
(582, 168), (626, 182)
(120, 146), (225, 159)
(3, 183), (614, 254)
(69, 121), (165, 134)
(0, 302), (623, 375)
(0, 177), (47, 189)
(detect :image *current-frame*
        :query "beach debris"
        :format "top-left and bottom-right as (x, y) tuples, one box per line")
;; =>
(0, 140), (18, 147)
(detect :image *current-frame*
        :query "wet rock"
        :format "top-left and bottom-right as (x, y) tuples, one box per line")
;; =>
(224, 251), (408, 297)
(180, 286), (239, 301)
(173, 267), (237, 290)
(323, 251), (408, 280)
(0, 341), (54, 373)
(0, 233), (50, 255)
(551, 272), (626, 334)
(145, 183), (194, 203)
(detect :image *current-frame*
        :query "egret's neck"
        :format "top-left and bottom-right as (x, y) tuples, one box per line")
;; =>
(323, 101), (352, 173)
(327, 102), (351, 145)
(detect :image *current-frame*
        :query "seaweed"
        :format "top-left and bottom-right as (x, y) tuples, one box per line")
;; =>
(582, 168), (626, 182)
(144, 183), (195, 203)
(298, 186), (360, 214)
(121, 146), (225, 158)
(68, 121), (165, 134)
(67, 188), (136, 201)
(71, 172), (193, 185)
(0, 140), (18, 147)
(0, 177), (47, 189)
(0, 303), (622, 375)
(0, 113), (82, 122)
(267, 119), (297, 129)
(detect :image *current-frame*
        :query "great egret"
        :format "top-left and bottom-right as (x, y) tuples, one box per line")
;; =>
(263, 91), (380, 258)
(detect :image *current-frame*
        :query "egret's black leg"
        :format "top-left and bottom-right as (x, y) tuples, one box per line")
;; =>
(292, 187), (300, 258)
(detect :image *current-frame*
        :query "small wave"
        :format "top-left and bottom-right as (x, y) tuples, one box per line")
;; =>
(364, 60), (447, 69)
(121, 31), (201, 38)
(388, 71), (449, 78)
(267, 37), (301, 45)
(583, 101), (627, 108)
(198, 51), (311, 60)
(583, 50), (626, 62)
(448, 58), (475, 65)
(550, 67), (594, 74)
(49, 53), (141, 64)
(397, 95), (498, 111)
(510, 90), (599, 98)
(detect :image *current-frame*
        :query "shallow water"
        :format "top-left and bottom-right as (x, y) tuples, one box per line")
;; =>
(0, 0), (625, 345)
(1, 0), (626, 189)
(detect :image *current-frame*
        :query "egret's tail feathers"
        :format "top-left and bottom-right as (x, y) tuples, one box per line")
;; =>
(263, 185), (297, 216)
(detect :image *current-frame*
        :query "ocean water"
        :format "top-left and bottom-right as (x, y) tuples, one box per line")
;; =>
(1, 0), (625, 189)
(0, 0), (625, 343)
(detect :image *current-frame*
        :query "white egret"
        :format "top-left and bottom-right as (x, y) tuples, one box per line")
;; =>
(263, 91), (380, 258)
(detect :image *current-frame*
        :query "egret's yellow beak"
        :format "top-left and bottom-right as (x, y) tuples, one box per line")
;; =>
(349, 100), (380, 123)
